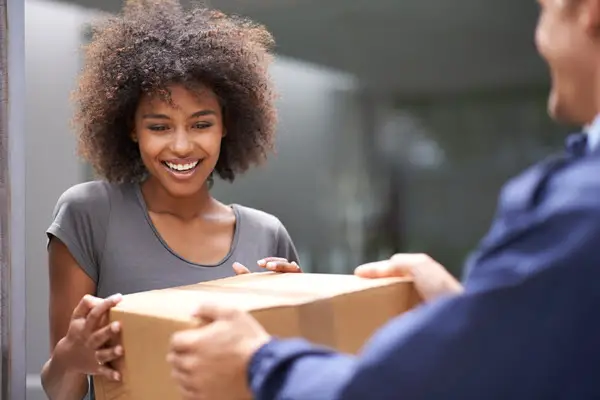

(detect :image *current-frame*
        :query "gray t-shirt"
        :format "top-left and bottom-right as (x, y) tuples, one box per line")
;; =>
(47, 180), (299, 298)
(46, 180), (299, 400)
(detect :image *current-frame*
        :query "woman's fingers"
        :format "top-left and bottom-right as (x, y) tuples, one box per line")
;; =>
(71, 294), (103, 320)
(232, 262), (251, 275)
(257, 257), (289, 268)
(96, 364), (121, 381)
(262, 260), (302, 273)
(84, 294), (122, 332)
(86, 321), (121, 350)
(95, 345), (124, 365)
(244, 258), (303, 273)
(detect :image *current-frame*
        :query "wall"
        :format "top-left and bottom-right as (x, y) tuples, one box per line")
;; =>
(1, 0), (27, 397)
(24, 1), (106, 398)
(377, 90), (567, 276)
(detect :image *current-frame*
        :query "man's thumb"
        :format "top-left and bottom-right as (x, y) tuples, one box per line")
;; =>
(354, 259), (408, 278)
(193, 301), (238, 322)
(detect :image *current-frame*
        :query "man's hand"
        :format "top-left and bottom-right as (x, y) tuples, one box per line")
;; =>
(167, 303), (271, 400)
(355, 253), (463, 302)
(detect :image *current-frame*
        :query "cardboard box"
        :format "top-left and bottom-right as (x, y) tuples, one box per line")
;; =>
(94, 272), (421, 400)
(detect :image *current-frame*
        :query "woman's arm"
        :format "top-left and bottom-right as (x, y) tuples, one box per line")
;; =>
(41, 238), (95, 399)
(41, 239), (122, 400)
(42, 182), (121, 399)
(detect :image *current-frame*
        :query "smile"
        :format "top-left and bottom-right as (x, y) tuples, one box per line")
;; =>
(162, 160), (200, 175)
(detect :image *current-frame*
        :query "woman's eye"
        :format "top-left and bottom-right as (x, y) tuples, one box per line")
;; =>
(148, 125), (168, 131)
(194, 122), (211, 129)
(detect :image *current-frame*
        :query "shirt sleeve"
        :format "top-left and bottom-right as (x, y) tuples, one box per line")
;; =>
(46, 181), (112, 284)
(274, 220), (300, 264)
(249, 339), (356, 400)
(248, 175), (600, 400)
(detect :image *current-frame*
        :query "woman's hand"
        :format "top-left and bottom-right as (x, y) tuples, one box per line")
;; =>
(55, 293), (124, 381)
(355, 253), (463, 302)
(232, 257), (302, 275)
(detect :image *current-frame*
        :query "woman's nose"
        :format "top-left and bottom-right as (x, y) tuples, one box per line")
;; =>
(171, 129), (193, 156)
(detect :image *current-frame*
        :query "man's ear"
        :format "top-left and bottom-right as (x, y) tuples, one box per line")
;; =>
(591, 0), (600, 34)
(131, 131), (138, 143)
(580, 0), (600, 35)
(222, 128), (227, 138)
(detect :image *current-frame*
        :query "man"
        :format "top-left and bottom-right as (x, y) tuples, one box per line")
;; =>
(166, 0), (600, 398)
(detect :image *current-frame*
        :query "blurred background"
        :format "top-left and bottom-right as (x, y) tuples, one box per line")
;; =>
(25, 0), (569, 397)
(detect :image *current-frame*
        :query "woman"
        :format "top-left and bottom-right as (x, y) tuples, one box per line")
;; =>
(40, 1), (300, 399)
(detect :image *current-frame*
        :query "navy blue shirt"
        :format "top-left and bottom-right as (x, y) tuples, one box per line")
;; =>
(247, 131), (600, 400)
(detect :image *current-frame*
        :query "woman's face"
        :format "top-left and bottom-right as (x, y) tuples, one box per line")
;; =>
(133, 84), (224, 198)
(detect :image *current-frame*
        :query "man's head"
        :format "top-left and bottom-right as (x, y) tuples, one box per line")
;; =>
(536, 0), (600, 125)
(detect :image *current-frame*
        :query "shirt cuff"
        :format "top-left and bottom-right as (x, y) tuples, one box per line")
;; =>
(248, 337), (331, 396)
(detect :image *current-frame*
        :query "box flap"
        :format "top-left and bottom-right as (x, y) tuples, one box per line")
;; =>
(112, 272), (412, 322)
(201, 272), (411, 295)
(113, 286), (320, 322)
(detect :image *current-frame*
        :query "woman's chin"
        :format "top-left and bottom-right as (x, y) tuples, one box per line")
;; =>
(156, 175), (210, 199)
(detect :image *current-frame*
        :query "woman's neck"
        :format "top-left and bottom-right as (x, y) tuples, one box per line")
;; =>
(140, 177), (215, 220)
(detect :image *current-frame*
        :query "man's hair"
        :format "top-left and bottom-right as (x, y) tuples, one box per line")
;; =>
(73, 0), (277, 183)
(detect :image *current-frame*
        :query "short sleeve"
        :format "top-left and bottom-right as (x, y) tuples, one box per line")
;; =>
(46, 181), (112, 283)
(275, 220), (300, 264)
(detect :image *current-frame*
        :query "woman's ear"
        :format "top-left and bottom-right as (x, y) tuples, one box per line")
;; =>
(128, 116), (138, 142)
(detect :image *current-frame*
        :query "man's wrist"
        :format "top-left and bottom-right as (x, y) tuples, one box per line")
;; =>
(247, 337), (277, 385)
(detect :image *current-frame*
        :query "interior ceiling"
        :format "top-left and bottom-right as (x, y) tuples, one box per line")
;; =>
(55, 0), (547, 95)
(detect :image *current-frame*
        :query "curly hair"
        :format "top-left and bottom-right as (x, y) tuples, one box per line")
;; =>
(73, 0), (278, 183)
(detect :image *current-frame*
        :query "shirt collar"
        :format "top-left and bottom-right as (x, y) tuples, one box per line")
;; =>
(584, 114), (600, 152)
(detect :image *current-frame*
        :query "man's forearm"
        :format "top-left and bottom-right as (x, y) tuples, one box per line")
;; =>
(249, 338), (357, 400)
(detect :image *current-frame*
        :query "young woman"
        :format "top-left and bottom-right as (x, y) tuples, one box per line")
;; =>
(40, 1), (301, 399)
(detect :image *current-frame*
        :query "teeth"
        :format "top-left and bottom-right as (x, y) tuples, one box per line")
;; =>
(165, 161), (199, 171)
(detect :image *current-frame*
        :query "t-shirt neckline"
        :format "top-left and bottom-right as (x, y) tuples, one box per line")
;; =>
(133, 182), (241, 268)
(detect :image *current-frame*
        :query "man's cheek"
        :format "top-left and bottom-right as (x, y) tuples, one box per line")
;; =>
(535, 21), (552, 58)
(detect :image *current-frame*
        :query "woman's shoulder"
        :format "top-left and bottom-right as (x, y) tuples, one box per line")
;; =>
(233, 204), (298, 261)
(53, 180), (135, 216)
(233, 204), (285, 232)
(56, 180), (110, 203)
